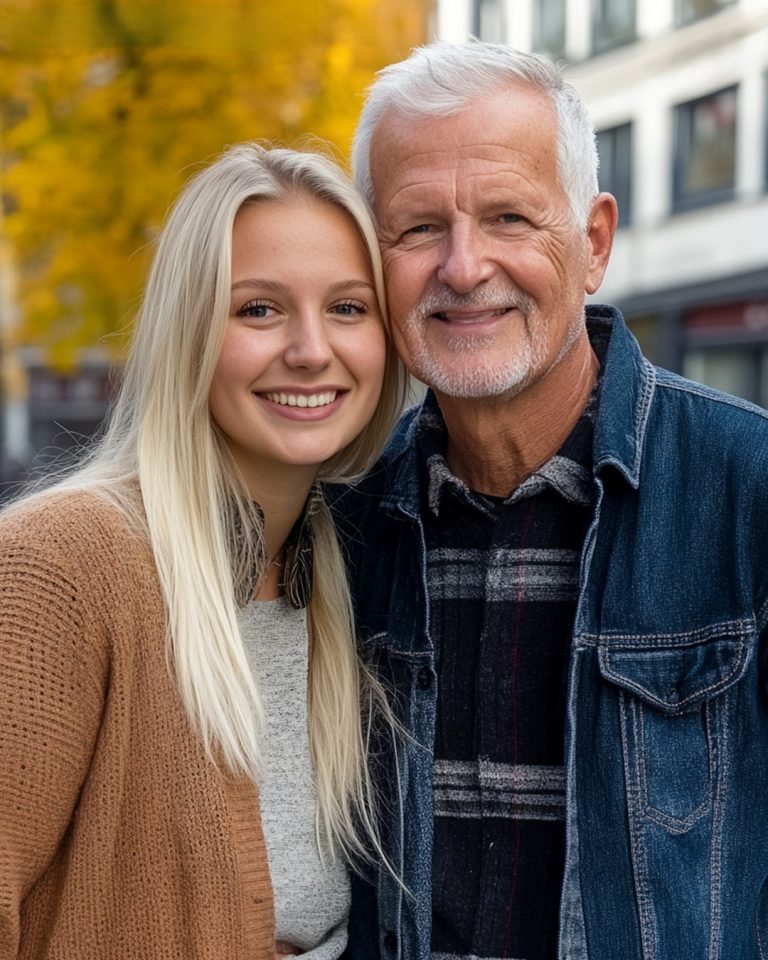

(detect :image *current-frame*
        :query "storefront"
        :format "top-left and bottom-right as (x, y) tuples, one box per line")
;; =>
(619, 267), (768, 406)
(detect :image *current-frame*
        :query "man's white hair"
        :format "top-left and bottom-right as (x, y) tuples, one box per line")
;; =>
(352, 40), (599, 230)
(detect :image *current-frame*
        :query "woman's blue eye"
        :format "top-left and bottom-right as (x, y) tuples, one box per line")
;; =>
(333, 300), (367, 316)
(238, 301), (271, 318)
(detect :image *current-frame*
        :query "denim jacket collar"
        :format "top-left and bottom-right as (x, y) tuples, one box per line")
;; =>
(378, 400), (429, 522)
(589, 305), (656, 489)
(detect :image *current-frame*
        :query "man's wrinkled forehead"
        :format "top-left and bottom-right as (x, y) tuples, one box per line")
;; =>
(368, 85), (558, 210)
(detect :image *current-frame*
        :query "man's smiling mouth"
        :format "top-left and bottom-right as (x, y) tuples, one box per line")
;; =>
(432, 307), (514, 322)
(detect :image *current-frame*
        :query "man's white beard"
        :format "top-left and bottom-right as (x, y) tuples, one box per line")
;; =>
(402, 281), (541, 399)
(401, 282), (586, 399)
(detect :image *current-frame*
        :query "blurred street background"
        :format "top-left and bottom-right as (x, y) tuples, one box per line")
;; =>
(1, 0), (767, 494)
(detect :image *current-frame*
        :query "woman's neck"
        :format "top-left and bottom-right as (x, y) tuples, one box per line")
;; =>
(246, 469), (317, 601)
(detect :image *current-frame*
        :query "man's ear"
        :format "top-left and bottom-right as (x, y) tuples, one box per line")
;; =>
(584, 193), (618, 295)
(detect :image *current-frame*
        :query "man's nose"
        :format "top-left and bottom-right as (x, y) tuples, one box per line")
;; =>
(284, 313), (334, 371)
(436, 223), (495, 294)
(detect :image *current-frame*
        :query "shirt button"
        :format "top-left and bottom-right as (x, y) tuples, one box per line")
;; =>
(667, 686), (680, 704)
(383, 930), (397, 952)
(416, 666), (433, 690)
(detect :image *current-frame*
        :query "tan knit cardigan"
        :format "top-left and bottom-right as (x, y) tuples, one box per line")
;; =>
(0, 491), (275, 959)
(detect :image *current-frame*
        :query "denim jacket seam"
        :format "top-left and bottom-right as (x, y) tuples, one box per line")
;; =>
(642, 799), (710, 834)
(628, 358), (656, 480)
(584, 618), (755, 646)
(655, 376), (768, 420)
(636, 700), (710, 834)
(379, 649), (432, 662)
(619, 691), (660, 959)
(758, 914), (768, 960)
(756, 594), (768, 633)
(602, 640), (747, 703)
(707, 689), (730, 960)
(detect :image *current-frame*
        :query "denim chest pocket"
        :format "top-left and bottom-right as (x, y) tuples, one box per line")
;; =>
(597, 622), (752, 832)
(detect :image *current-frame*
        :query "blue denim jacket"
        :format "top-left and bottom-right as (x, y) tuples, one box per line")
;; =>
(337, 305), (768, 960)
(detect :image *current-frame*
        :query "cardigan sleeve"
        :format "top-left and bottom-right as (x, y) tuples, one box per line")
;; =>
(0, 503), (110, 954)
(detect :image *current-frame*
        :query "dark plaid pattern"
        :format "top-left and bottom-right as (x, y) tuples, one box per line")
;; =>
(420, 361), (604, 960)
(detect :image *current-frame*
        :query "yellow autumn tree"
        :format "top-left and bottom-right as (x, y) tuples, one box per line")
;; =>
(0, 0), (430, 368)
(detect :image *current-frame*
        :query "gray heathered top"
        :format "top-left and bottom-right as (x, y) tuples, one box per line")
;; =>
(238, 596), (350, 958)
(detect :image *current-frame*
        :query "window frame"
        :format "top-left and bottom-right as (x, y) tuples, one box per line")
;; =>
(471, 0), (506, 43)
(675, 0), (736, 29)
(672, 85), (738, 214)
(532, 0), (567, 61)
(591, 0), (636, 56)
(596, 121), (633, 227)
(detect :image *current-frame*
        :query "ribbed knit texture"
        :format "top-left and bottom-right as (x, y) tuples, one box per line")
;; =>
(0, 491), (275, 959)
(238, 598), (350, 958)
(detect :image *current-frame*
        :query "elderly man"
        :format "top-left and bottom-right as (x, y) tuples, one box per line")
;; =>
(336, 41), (768, 960)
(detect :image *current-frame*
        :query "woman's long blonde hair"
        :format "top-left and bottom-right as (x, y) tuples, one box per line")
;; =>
(18, 143), (406, 860)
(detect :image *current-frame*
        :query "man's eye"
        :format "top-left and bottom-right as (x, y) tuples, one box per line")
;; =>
(499, 213), (523, 224)
(403, 223), (433, 236)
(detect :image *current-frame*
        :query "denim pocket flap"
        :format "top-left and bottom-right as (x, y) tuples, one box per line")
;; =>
(597, 621), (753, 714)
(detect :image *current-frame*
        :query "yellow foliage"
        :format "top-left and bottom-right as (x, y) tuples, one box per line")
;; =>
(0, 0), (431, 369)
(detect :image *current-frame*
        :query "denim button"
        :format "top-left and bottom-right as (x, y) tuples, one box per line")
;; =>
(383, 930), (397, 952)
(416, 666), (432, 690)
(667, 686), (680, 703)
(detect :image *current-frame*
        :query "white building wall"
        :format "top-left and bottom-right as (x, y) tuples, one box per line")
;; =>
(437, 1), (472, 41)
(566, 2), (768, 303)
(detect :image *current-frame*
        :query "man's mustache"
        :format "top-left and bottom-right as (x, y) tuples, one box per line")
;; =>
(408, 283), (536, 321)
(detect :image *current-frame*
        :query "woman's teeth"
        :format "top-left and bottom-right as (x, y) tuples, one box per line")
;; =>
(264, 391), (337, 408)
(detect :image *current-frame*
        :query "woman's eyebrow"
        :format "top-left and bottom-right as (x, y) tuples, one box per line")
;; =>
(230, 278), (375, 293)
(230, 278), (284, 292)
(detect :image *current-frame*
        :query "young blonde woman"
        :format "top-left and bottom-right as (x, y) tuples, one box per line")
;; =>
(0, 144), (405, 959)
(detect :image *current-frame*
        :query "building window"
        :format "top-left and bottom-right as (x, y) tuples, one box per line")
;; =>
(683, 345), (768, 407)
(532, 0), (566, 61)
(596, 122), (633, 226)
(676, 0), (736, 28)
(681, 301), (768, 405)
(683, 348), (757, 400)
(765, 73), (768, 190)
(673, 86), (737, 212)
(472, 0), (506, 43)
(592, 0), (636, 56)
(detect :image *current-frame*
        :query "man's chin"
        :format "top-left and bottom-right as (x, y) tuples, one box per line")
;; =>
(420, 365), (533, 401)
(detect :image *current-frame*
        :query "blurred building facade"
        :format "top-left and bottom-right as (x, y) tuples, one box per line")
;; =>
(438, 0), (768, 403)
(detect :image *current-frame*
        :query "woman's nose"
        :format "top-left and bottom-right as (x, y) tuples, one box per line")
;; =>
(283, 313), (334, 371)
